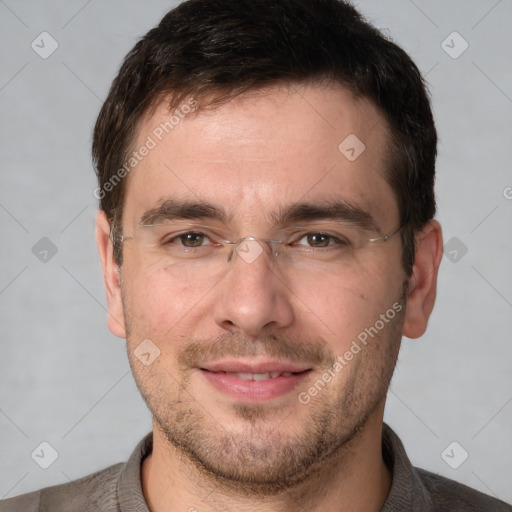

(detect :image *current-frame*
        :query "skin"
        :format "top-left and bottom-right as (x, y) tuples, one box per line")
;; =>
(96, 83), (443, 512)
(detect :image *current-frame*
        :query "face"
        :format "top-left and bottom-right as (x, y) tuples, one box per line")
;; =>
(102, 84), (411, 490)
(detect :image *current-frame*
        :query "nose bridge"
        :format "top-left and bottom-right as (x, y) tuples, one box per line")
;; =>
(226, 237), (280, 265)
(213, 237), (294, 336)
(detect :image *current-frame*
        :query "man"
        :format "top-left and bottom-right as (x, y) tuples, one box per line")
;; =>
(2, 0), (510, 511)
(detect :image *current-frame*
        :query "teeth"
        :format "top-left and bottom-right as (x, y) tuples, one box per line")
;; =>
(252, 372), (270, 381)
(228, 371), (294, 380)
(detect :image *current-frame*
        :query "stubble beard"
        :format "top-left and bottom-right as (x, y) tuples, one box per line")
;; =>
(128, 344), (402, 494)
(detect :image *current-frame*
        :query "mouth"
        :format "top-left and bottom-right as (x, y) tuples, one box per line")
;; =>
(198, 360), (313, 402)
(213, 370), (299, 380)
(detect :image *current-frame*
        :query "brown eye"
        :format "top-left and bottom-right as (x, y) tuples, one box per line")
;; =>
(307, 233), (330, 247)
(178, 232), (206, 247)
(293, 232), (350, 249)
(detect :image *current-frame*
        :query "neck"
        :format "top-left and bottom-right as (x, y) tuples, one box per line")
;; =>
(141, 409), (392, 512)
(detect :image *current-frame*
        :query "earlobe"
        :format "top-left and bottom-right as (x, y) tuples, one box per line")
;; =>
(402, 220), (443, 339)
(95, 210), (127, 338)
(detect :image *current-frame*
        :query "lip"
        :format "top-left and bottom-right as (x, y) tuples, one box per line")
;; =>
(199, 359), (312, 402)
(202, 359), (310, 374)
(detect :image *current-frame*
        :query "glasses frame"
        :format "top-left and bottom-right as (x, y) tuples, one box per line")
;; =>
(113, 222), (403, 262)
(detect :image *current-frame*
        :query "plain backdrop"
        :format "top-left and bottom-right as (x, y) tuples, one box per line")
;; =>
(0, 0), (511, 504)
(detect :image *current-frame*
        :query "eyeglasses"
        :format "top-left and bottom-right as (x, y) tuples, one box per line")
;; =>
(114, 220), (401, 280)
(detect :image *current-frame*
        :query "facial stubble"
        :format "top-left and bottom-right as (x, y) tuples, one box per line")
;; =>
(122, 287), (406, 495)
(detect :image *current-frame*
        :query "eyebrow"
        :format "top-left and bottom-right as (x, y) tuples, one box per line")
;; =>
(140, 199), (230, 225)
(270, 200), (380, 232)
(139, 198), (379, 232)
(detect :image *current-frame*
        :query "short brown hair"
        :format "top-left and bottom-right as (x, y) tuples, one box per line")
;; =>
(92, 0), (437, 274)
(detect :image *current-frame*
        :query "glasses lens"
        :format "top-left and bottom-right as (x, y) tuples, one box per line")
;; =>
(121, 221), (394, 279)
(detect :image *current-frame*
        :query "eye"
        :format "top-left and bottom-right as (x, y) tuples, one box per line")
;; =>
(168, 232), (211, 248)
(294, 232), (348, 248)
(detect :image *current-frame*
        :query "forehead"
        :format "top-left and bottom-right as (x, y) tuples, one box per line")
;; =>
(123, 83), (398, 230)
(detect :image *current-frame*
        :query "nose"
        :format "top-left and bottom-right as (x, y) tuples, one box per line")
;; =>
(212, 238), (295, 337)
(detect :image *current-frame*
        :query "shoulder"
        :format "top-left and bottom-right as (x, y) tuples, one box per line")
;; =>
(416, 467), (512, 511)
(0, 462), (124, 512)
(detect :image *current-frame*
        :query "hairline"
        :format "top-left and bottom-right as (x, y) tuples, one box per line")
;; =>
(113, 77), (396, 223)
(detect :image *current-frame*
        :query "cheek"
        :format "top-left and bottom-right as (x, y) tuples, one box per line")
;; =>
(121, 257), (214, 337)
(303, 261), (403, 352)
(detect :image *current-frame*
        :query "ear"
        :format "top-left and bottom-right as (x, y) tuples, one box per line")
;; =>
(95, 210), (126, 338)
(402, 220), (443, 339)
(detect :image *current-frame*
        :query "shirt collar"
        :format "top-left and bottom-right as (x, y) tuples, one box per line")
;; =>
(381, 423), (433, 511)
(117, 432), (152, 512)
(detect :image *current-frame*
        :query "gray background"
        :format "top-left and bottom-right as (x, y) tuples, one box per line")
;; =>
(1, 0), (511, 504)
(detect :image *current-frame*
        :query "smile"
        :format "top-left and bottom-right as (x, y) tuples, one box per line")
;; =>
(220, 371), (294, 380)
(199, 363), (312, 402)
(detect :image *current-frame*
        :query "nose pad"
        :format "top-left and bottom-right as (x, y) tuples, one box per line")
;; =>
(227, 237), (281, 265)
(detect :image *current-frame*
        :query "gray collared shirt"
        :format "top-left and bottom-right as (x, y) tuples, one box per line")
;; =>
(1, 423), (511, 511)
